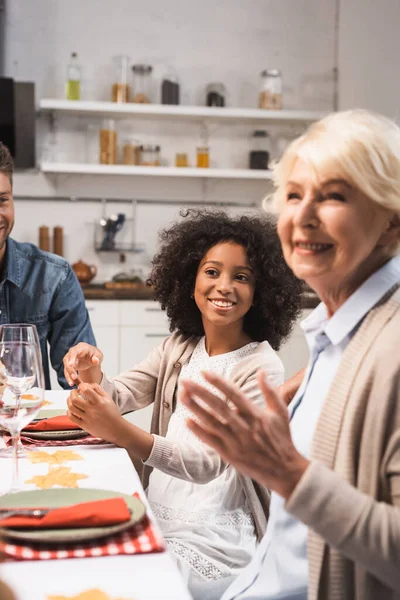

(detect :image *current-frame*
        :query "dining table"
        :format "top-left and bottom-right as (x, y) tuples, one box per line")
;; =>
(0, 390), (193, 600)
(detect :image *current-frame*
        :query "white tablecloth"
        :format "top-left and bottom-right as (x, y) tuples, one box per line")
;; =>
(0, 391), (192, 600)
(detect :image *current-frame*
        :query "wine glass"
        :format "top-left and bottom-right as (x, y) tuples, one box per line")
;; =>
(0, 340), (45, 494)
(0, 324), (43, 458)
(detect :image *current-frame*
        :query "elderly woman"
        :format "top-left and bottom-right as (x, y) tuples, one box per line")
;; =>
(180, 109), (400, 600)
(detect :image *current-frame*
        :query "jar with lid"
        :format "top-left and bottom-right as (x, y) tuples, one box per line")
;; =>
(132, 64), (152, 103)
(121, 137), (140, 165)
(259, 69), (282, 110)
(175, 152), (188, 167)
(99, 119), (117, 164)
(112, 55), (130, 103)
(249, 130), (270, 170)
(205, 83), (226, 107)
(196, 146), (209, 168)
(139, 145), (160, 166)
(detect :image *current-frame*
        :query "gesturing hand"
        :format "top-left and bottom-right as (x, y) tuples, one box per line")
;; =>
(180, 370), (309, 500)
(67, 382), (122, 444)
(63, 343), (103, 386)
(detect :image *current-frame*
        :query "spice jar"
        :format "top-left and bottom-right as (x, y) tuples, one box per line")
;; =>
(139, 145), (160, 166)
(205, 83), (226, 107)
(99, 119), (117, 164)
(175, 152), (188, 167)
(249, 130), (270, 170)
(196, 146), (209, 168)
(122, 138), (140, 165)
(112, 55), (131, 103)
(132, 64), (152, 103)
(259, 69), (282, 110)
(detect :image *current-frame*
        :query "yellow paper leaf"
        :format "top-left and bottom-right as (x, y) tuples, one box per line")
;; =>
(28, 450), (84, 465)
(25, 466), (88, 489)
(47, 590), (133, 600)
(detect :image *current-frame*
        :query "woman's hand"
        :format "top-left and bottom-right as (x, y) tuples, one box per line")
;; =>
(63, 343), (103, 386)
(180, 370), (310, 500)
(67, 382), (123, 443)
(67, 383), (154, 459)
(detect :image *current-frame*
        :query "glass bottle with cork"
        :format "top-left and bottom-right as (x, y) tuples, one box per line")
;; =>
(65, 52), (81, 101)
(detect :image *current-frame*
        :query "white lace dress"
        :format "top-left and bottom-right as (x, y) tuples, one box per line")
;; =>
(146, 337), (260, 587)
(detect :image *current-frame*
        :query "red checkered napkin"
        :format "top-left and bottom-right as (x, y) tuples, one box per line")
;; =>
(0, 494), (165, 561)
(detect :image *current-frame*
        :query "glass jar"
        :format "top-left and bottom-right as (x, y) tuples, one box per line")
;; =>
(249, 130), (270, 170)
(139, 145), (160, 166)
(112, 55), (131, 103)
(175, 152), (188, 167)
(259, 69), (282, 110)
(122, 138), (140, 165)
(132, 64), (153, 104)
(196, 146), (209, 168)
(99, 119), (117, 164)
(205, 83), (226, 107)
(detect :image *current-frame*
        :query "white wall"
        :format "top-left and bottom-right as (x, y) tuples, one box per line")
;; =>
(4, 0), (336, 278)
(338, 0), (400, 119)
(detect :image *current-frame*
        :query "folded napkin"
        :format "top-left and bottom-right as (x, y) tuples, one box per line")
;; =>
(0, 497), (131, 529)
(23, 416), (82, 432)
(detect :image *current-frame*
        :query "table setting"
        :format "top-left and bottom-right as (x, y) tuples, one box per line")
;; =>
(0, 324), (191, 600)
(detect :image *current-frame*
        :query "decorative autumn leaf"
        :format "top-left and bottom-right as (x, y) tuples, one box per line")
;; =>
(25, 466), (88, 489)
(28, 450), (84, 465)
(47, 590), (133, 600)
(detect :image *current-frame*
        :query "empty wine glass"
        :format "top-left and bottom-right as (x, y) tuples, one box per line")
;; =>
(0, 324), (43, 458)
(0, 340), (45, 494)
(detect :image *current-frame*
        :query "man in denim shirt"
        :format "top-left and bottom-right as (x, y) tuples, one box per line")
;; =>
(0, 142), (95, 389)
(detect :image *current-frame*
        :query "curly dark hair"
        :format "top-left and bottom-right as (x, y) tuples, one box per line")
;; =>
(148, 209), (302, 350)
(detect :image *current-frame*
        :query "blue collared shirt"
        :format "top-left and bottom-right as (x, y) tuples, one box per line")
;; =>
(1, 238), (96, 389)
(223, 255), (400, 600)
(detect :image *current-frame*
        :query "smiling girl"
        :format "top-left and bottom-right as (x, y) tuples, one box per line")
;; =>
(64, 210), (301, 593)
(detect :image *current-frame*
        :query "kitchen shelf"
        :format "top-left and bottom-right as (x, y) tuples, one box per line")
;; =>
(41, 162), (274, 180)
(40, 99), (327, 124)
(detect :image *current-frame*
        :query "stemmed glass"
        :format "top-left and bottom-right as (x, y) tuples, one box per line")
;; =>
(0, 339), (45, 493)
(0, 325), (44, 460)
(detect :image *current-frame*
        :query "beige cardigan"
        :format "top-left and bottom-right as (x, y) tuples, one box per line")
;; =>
(102, 332), (284, 540)
(286, 285), (400, 600)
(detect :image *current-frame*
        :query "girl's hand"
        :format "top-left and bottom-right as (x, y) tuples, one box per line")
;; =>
(63, 343), (103, 386)
(67, 382), (122, 443)
(180, 370), (310, 500)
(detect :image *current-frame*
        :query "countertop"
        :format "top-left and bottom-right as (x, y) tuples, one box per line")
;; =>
(82, 283), (154, 300)
(81, 284), (319, 308)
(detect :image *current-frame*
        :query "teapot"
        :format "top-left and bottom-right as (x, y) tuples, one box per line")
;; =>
(72, 259), (97, 284)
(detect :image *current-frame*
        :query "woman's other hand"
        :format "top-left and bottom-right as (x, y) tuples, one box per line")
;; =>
(180, 370), (310, 500)
(63, 343), (103, 386)
(279, 366), (307, 406)
(67, 382), (122, 443)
